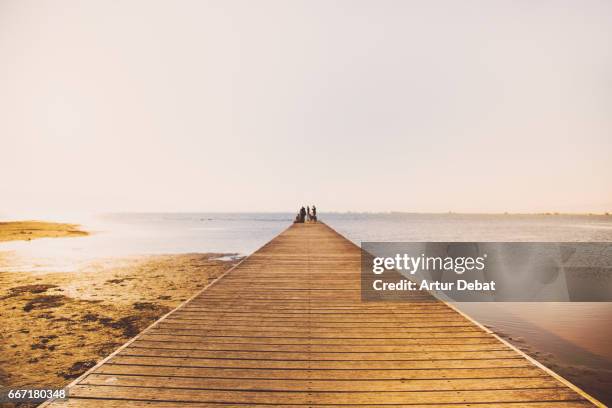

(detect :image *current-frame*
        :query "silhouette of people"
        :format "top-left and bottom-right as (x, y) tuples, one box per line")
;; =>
(294, 205), (317, 223)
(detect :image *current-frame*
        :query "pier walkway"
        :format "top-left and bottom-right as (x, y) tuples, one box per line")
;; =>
(45, 222), (602, 407)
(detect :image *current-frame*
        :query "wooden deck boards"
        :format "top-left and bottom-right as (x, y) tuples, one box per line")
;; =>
(44, 222), (602, 407)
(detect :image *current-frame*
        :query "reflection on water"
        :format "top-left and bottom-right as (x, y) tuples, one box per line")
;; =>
(458, 302), (612, 404)
(1, 212), (612, 403)
(3, 212), (611, 273)
(0, 213), (291, 273)
(459, 302), (612, 364)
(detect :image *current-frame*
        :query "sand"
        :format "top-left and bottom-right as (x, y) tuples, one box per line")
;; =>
(0, 221), (88, 242)
(0, 249), (239, 390)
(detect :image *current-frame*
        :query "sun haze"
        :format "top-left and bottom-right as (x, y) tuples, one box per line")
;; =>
(1, 0), (611, 214)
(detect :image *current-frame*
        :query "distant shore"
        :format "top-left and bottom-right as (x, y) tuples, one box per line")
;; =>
(0, 221), (88, 242)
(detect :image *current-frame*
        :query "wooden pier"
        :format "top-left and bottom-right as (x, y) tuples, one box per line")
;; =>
(44, 222), (602, 407)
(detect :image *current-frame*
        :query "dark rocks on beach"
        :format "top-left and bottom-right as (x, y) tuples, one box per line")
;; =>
(81, 313), (99, 322)
(31, 335), (58, 351)
(109, 315), (142, 338)
(80, 309), (162, 338)
(96, 342), (123, 357)
(80, 312), (114, 326)
(22, 295), (67, 312)
(1, 284), (58, 299)
(60, 360), (97, 380)
(105, 277), (135, 285)
(133, 301), (159, 311)
(39, 335), (57, 342)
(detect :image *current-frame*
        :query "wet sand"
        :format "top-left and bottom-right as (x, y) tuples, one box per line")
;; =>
(0, 221), (88, 242)
(0, 252), (239, 390)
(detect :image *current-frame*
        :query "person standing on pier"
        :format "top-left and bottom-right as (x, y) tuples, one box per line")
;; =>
(312, 205), (317, 222)
(300, 206), (306, 223)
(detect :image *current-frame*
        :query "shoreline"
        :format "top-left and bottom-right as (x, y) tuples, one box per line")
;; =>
(0, 221), (88, 243)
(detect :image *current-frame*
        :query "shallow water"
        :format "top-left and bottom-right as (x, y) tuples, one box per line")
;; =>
(0, 213), (291, 273)
(3, 212), (611, 273)
(1, 212), (611, 403)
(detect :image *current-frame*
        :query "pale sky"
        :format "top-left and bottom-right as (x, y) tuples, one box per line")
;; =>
(1, 0), (611, 214)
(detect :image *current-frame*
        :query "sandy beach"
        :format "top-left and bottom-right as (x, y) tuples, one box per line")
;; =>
(0, 222), (239, 391)
(0, 222), (88, 242)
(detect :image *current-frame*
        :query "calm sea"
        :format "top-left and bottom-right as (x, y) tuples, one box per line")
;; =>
(1, 212), (611, 403)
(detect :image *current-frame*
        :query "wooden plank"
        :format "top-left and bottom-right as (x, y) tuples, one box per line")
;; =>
(139, 334), (499, 346)
(131, 339), (506, 351)
(107, 355), (536, 369)
(81, 373), (561, 391)
(147, 328), (494, 338)
(116, 348), (520, 360)
(151, 324), (483, 334)
(160, 319), (477, 328)
(64, 385), (587, 404)
(94, 364), (548, 380)
(139, 333), (497, 344)
(42, 222), (602, 407)
(46, 399), (595, 408)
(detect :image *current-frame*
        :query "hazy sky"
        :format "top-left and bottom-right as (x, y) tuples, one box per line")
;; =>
(1, 0), (611, 214)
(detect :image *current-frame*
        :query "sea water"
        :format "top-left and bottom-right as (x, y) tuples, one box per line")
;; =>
(3, 212), (611, 268)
